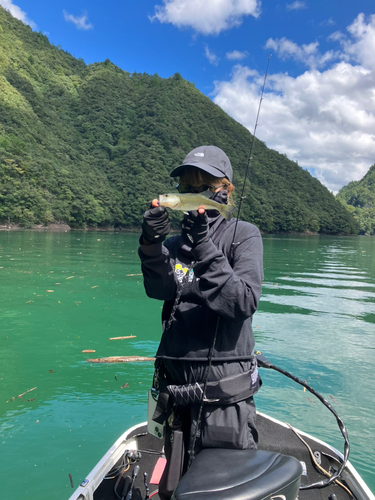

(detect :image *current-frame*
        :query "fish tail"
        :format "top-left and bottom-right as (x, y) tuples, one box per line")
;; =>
(221, 204), (237, 220)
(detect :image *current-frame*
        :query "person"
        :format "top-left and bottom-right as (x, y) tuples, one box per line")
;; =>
(138, 145), (263, 500)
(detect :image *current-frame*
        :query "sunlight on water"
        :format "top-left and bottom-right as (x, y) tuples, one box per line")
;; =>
(0, 232), (374, 498)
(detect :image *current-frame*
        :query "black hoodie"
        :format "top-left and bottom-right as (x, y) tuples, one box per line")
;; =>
(138, 211), (263, 363)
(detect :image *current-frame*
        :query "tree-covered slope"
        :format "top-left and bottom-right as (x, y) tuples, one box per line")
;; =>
(337, 164), (375, 235)
(0, 6), (357, 234)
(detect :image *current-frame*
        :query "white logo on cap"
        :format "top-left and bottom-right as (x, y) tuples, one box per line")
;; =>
(194, 153), (204, 157)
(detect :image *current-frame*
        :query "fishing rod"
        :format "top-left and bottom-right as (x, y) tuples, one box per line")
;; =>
(231, 54), (272, 252)
(187, 57), (273, 470)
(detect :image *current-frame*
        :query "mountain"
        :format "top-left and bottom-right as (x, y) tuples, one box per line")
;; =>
(0, 6), (358, 234)
(337, 165), (375, 235)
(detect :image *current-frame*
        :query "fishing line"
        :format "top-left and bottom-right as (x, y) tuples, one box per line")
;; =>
(231, 55), (271, 252)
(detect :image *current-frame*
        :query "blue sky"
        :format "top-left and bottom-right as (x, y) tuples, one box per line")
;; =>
(1, 0), (375, 193)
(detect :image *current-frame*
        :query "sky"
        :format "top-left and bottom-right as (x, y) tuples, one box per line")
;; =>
(1, 0), (375, 193)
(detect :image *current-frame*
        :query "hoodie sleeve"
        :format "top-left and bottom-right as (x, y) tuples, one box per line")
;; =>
(189, 224), (263, 322)
(138, 238), (177, 301)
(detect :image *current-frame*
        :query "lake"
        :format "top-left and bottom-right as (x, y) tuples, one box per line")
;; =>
(0, 231), (374, 498)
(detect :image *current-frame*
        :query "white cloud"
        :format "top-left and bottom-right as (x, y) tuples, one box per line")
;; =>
(286, 1), (307, 11)
(226, 50), (248, 60)
(265, 37), (338, 69)
(320, 17), (336, 27)
(204, 45), (220, 66)
(63, 10), (93, 30)
(150, 0), (261, 35)
(0, 0), (36, 29)
(338, 13), (375, 70)
(213, 14), (375, 193)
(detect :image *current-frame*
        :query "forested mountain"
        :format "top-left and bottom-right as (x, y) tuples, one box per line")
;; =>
(337, 165), (375, 235)
(0, 7), (358, 234)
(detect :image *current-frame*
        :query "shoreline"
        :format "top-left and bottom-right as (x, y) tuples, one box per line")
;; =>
(0, 223), (362, 236)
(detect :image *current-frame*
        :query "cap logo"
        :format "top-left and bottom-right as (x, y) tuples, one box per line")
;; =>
(194, 153), (204, 157)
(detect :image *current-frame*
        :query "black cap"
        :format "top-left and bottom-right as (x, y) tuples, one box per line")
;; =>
(170, 145), (233, 182)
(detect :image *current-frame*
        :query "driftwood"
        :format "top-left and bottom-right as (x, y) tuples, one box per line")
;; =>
(82, 349), (96, 353)
(86, 356), (155, 363)
(7, 386), (37, 403)
(109, 335), (136, 340)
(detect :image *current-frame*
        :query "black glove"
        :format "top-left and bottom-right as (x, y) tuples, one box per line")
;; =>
(142, 206), (171, 243)
(181, 210), (209, 246)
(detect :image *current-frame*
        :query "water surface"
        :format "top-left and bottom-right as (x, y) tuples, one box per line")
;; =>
(0, 231), (374, 498)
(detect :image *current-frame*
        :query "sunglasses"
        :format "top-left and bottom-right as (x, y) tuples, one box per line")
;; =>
(176, 183), (226, 194)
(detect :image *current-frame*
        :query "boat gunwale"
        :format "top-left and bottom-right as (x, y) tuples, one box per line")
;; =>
(257, 412), (375, 500)
(68, 414), (375, 500)
(67, 421), (145, 500)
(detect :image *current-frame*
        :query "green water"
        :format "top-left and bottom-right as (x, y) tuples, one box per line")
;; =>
(0, 231), (374, 498)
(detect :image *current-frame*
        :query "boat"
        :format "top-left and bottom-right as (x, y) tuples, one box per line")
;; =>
(68, 354), (375, 500)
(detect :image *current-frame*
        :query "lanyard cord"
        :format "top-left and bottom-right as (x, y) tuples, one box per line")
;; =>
(256, 352), (350, 490)
(187, 316), (220, 469)
(165, 217), (227, 331)
(164, 263), (193, 332)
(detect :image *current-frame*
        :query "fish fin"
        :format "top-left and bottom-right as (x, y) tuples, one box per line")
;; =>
(221, 205), (237, 220)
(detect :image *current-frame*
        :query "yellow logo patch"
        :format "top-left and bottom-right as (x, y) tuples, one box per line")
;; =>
(175, 264), (188, 282)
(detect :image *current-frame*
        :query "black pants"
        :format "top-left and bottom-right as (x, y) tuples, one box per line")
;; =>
(158, 360), (259, 500)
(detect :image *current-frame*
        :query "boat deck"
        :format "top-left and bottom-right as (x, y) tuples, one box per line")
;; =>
(93, 414), (354, 500)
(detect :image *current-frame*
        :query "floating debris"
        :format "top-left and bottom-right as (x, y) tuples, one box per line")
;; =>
(329, 394), (338, 404)
(66, 276), (74, 280)
(82, 349), (96, 353)
(126, 273), (143, 277)
(109, 335), (137, 340)
(86, 356), (155, 364)
(121, 383), (129, 389)
(69, 473), (74, 488)
(307, 397), (316, 406)
(7, 386), (37, 403)
(46, 290), (54, 293)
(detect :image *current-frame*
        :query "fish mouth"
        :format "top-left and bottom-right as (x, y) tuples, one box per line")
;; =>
(160, 194), (179, 209)
(165, 200), (179, 209)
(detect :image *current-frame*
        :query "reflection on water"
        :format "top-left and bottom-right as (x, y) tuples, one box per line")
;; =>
(258, 235), (375, 493)
(0, 232), (374, 497)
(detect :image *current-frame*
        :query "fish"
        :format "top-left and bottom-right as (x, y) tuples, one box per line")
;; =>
(158, 191), (235, 220)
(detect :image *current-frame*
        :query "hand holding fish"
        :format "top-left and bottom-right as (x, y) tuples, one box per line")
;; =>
(141, 204), (171, 244)
(181, 210), (209, 246)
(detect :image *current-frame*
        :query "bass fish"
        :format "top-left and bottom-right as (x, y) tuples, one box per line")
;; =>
(158, 191), (235, 220)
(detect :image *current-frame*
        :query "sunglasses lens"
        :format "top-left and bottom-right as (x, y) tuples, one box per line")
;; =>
(178, 184), (190, 193)
(177, 184), (221, 193)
